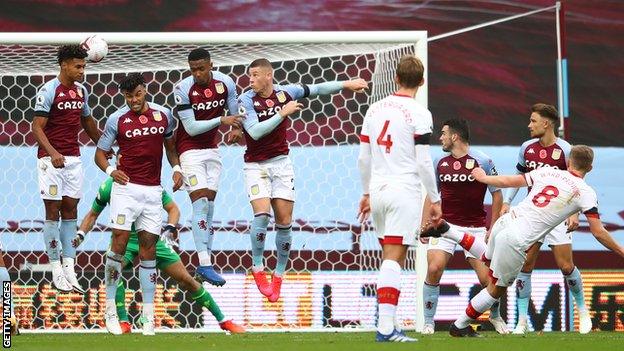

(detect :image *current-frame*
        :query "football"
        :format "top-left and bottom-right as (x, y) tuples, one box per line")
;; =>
(80, 35), (108, 62)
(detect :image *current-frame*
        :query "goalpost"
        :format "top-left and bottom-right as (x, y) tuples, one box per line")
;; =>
(0, 31), (430, 332)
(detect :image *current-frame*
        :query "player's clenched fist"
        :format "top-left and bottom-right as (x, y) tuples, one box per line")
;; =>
(172, 168), (183, 192)
(343, 78), (368, 93)
(50, 151), (65, 168)
(220, 114), (243, 128)
(280, 101), (304, 118)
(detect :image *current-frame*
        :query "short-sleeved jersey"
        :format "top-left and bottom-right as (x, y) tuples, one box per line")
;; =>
(173, 72), (238, 154)
(239, 84), (309, 162)
(91, 177), (172, 235)
(516, 138), (571, 173)
(97, 102), (174, 186)
(359, 94), (433, 191)
(436, 149), (499, 227)
(33, 78), (91, 158)
(513, 167), (599, 248)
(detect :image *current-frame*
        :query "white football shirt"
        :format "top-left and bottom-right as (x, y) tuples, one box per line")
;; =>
(512, 167), (599, 247)
(360, 94), (433, 191)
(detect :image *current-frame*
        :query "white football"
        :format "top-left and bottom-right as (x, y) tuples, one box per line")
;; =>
(81, 35), (108, 63)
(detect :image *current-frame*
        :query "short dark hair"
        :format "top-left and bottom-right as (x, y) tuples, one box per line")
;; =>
(570, 145), (594, 173)
(119, 73), (146, 92)
(396, 55), (424, 89)
(57, 44), (87, 65)
(442, 118), (470, 143)
(249, 58), (273, 70)
(531, 103), (559, 126)
(188, 48), (211, 62)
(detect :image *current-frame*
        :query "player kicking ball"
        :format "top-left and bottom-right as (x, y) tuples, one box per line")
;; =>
(73, 177), (245, 334)
(420, 145), (624, 337)
(358, 55), (441, 342)
(239, 58), (368, 302)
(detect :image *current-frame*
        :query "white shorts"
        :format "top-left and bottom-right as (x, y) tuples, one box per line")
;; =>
(37, 156), (83, 200)
(428, 224), (486, 259)
(109, 182), (162, 235)
(244, 156), (295, 202)
(371, 184), (422, 247)
(540, 221), (571, 246)
(487, 213), (529, 287)
(180, 149), (222, 193)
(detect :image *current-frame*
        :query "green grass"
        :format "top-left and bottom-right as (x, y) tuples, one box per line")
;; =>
(14, 331), (624, 351)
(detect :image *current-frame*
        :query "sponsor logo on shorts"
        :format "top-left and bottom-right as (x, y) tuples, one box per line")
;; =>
(215, 82), (225, 94)
(189, 175), (198, 187)
(116, 214), (126, 225)
(49, 185), (58, 196)
(251, 184), (260, 196)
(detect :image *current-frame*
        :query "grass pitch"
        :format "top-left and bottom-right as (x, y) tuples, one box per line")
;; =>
(15, 331), (624, 351)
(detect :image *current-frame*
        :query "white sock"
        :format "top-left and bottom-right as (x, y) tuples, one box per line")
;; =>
(198, 250), (211, 266)
(454, 289), (498, 329)
(377, 259), (401, 335)
(143, 302), (154, 318)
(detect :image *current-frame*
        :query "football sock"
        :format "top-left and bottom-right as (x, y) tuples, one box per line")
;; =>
(139, 260), (157, 316)
(565, 266), (587, 313)
(516, 271), (532, 321)
(105, 251), (124, 301)
(274, 223), (292, 276)
(192, 286), (225, 322)
(60, 219), (77, 259)
(44, 220), (61, 262)
(423, 281), (440, 325)
(455, 289), (498, 329)
(250, 213), (270, 268)
(192, 198), (211, 265)
(202, 200), (215, 266)
(377, 259), (401, 335)
(115, 280), (129, 322)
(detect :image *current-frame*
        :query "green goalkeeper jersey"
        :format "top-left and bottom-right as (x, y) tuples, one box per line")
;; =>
(91, 177), (173, 235)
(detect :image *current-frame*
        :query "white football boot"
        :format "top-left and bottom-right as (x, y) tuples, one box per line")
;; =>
(579, 310), (592, 334)
(62, 258), (85, 293)
(104, 300), (122, 335)
(139, 315), (155, 336)
(489, 316), (510, 334)
(51, 261), (73, 292)
(421, 323), (435, 335)
(513, 317), (529, 335)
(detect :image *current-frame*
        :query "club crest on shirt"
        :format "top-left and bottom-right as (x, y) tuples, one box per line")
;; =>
(139, 115), (148, 124)
(204, 88), (213, 98)
(69, 90), (76, 99)
(465, 159), (475, 170)
(453, 161), (462, 170)
(266, 99), (275, 107)
(215, 82), (225, 94)
(276, 91), (287, 103)
(152, 111), (162, 121)
(539, 149), (547, 159)
(552, 149), (562, 160)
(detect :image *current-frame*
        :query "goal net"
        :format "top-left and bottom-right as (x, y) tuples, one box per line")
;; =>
(0, 31), (428, 332)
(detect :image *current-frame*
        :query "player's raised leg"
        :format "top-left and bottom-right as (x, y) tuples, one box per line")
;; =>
(468, 256), (508, 334)
(189, 189), (225, 286)
(104, 228), (130, 335)
(269, 197), (293, 302)
(161, 259), (245, 333)
(60, 195), (84, 293)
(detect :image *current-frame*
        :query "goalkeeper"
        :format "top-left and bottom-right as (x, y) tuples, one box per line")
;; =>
(74, 177), (244, 334)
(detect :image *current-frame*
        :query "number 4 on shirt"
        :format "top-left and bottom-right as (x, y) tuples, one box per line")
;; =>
(376, 120), (393, 153)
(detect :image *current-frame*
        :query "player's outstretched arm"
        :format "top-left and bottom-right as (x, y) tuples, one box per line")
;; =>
(471, 168), (527, 188)
(241, 98), (303, 140)
(308, 79), (368, 97)
(587, 216), (624, 258)
(164, 201), (180, 227)
(73, 209), (101, 248)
